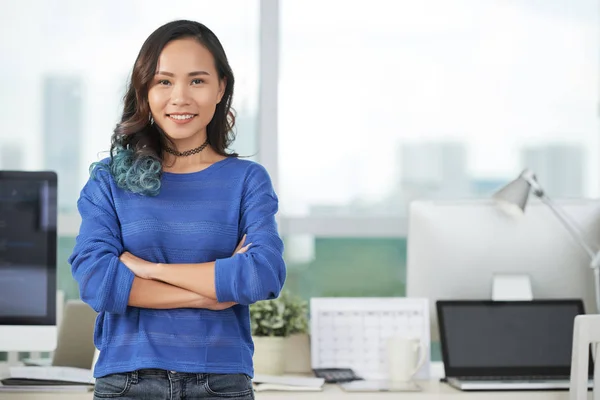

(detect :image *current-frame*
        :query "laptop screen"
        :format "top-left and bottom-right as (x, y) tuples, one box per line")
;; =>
(437, 300), (591, 377)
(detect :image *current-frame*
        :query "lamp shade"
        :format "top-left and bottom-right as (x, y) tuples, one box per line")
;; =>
(493, 169), (537, 214)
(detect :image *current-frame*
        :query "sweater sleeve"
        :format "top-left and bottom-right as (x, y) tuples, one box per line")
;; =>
(68, 167), (134, 314)
(214, 163), (286, 305)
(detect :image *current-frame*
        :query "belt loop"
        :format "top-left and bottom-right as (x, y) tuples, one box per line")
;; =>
(196, 373), (205, 386)
(130, 370), (139, 384)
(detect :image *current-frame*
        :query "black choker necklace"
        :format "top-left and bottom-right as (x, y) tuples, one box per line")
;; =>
(164, 139), (209, 157)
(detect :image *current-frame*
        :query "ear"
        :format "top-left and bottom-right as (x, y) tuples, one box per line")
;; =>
(217, 77), (227, 104)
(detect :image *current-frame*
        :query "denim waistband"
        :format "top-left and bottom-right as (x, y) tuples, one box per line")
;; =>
(128, 369), (211, 384)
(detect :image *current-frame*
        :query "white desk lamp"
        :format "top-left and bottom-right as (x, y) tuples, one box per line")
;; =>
(493, 169), (600, 312)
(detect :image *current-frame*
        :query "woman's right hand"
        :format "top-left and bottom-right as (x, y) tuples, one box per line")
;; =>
(194, 236), (250, 310)
(233, 234), (252, 255)
(203, 298), (237, 310)
(194, 295), (236, 310)
(192, 235), (249, 310)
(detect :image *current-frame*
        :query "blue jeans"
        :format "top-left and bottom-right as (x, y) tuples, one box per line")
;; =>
(93, 369), (255, 399)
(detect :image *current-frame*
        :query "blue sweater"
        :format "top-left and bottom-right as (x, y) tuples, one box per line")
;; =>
(68, 157), (286, 378)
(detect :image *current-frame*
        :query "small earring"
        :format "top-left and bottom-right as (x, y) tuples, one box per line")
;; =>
(149, 114), (154, 124)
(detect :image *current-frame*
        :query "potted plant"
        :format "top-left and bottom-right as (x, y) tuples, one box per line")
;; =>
(250, 290), (309, 375)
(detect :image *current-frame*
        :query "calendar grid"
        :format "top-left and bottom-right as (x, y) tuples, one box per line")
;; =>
(310, 298), (430, 380)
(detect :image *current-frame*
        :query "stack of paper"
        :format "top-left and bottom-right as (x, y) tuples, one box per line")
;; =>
(0, 385), (93, 393)
(253, 374), (325, 392)
(1, 366), (94, 386)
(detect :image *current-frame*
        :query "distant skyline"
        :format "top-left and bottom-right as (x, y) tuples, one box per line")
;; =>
(309, 141), (585, 217)
(522, 144), (584, 199)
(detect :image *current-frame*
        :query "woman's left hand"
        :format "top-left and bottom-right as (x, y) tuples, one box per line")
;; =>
(120, 252), (158, 279)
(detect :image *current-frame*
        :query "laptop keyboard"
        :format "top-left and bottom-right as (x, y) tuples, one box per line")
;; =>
(457, 375), (571, 381)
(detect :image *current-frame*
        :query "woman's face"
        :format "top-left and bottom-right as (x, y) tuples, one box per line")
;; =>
(148, 38), (225, 145)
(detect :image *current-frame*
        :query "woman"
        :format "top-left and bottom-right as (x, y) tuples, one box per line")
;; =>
(69, 20), (286, 399)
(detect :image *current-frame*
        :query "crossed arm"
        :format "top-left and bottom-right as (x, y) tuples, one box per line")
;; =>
(69, 181), (250, 313)
(122, 237), (250, 311)
(70, 163), (284, 314)
(128, 277), (223, 310)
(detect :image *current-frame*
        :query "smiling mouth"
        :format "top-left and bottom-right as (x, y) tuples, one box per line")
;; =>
(167, 114), (197, 120)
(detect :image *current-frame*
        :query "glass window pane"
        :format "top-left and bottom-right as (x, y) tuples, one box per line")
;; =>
(0, 0), (259, 213)
(284, 236), (407, 298)
(280, 0), (599, 217)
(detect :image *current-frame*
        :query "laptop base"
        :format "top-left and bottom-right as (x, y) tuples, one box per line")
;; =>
(447, 377), (593, 391)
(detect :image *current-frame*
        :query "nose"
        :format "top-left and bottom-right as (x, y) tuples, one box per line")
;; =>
(170, 83), (191, 106)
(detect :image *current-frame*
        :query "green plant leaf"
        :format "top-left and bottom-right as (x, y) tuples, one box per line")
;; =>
(249, 289), (309, 337)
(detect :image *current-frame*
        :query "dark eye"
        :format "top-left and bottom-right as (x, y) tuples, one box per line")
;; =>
(191, 78), (205, 85)
(158, 79), (171, 86)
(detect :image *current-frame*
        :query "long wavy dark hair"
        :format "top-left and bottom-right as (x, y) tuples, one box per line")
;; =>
(93, 20), (237, 196)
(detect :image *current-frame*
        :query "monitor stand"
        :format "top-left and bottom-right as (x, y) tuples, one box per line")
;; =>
(492, 274), (533, 301)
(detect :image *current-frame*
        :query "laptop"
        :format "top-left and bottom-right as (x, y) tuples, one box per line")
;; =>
(436, 299), (593, 391)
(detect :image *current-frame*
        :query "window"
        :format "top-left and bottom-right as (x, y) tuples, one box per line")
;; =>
(279, 0), (599, 222)
(0, 0), (260, 299)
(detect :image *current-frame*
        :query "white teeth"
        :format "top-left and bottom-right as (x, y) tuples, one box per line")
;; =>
(169, 114), (194, 120)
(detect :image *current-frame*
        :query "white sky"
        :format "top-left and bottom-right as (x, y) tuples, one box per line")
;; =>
(0, 0), (598, 215)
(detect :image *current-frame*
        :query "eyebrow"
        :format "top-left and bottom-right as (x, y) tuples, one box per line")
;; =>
(155, 70), (211, 77)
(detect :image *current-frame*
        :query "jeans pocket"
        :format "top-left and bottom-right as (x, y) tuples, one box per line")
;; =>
(204, 374), (254, 398)
(94, 373), (131, 398)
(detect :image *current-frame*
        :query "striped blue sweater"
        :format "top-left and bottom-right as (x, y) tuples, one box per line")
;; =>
(68, 157), (286, 378)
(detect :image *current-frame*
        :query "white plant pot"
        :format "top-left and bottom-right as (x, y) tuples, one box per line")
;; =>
(253, 336), (286, 376)
(284, 334), (311, 374)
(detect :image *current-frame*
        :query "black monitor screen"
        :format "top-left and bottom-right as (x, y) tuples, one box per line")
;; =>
(0, 171), (57, 325)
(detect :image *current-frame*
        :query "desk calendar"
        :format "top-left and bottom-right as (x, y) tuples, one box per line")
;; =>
(310, 297), (430, 380)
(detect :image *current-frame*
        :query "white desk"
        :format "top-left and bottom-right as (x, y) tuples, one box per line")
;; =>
(0, 381), (592, 399)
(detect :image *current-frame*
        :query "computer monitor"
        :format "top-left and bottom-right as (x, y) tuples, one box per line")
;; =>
(0, 171), (58, 351)
(406, 199), (600, 340)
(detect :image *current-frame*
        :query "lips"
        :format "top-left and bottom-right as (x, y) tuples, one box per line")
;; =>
(166, 113), (197, 124)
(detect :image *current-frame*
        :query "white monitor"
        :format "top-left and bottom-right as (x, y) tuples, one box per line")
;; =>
(406, 198), (600, 340)
(0, 171), (58, 351)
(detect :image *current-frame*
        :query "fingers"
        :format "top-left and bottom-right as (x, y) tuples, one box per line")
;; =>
(119, 252), (130, 263)
(215, 301), (237, 310)
(236, 243), (252, 254)
(233, 234), (251, 256)
(233, 234), (247, 253)
(204, 301), (236, 310)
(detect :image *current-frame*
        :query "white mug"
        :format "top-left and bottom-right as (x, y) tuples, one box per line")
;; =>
(387, 337), (427, 383)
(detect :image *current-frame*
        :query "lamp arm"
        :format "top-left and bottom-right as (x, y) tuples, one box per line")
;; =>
(524, 176), (600, 313)
(539, 194), (598, 261)
(595, 269), (600, 314)
(542, 195), (600, 313)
